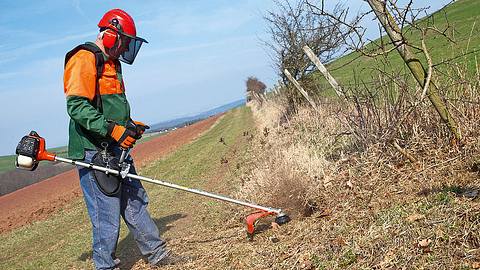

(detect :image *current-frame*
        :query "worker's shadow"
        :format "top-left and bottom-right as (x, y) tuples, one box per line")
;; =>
(418, 185), (480, 199)
(78, 213), (186, 269)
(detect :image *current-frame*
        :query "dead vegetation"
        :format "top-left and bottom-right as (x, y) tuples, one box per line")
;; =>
(185, 1), (480, 268)
(227, 50), (480, 268)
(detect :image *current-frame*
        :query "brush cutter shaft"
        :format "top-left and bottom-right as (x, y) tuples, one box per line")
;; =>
(57, 156), (120, 174)
(55, 156), (282, 214)
(132, 174), (282, 214)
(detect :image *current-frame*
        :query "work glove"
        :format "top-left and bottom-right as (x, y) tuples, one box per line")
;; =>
(107, 122), (137, 148)
(130, 120), (150, 139)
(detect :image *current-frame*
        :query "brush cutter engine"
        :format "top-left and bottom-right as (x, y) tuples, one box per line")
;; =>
(15, 131), (42, 170)
(15, 131), (56, 171)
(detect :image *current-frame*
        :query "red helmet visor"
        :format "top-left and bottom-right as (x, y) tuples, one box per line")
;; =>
(118, 34), (147, 65)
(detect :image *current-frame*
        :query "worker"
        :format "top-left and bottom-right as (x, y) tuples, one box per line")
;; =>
(63, 9), (173, 269)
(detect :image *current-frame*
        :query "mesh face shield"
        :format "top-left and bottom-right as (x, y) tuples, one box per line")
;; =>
(119, 35), (148, 65)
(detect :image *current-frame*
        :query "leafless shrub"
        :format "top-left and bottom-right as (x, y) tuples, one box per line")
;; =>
(238, 72), (480, 267)
(264, 0), (349, 78)
(306, 0), (463, 141)
(263, 0), (350, 112)
(245, 76), (266, 103)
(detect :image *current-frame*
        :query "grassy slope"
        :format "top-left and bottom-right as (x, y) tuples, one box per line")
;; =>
(315, 0), (480, 94)
(0, 107), (253, 269)
(0, 155), (15, 173)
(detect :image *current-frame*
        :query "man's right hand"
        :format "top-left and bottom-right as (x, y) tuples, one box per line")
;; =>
(107, 123), (137, 148)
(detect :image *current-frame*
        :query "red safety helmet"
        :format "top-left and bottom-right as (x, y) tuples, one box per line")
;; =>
(98, 9), (148, 64)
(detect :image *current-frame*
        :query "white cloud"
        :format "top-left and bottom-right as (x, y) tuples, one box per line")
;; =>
(139, 4), (255, 36)
(0, 31), (97, 64)
(0, 56), (63, 93)
(0, 71), (23, 81)
(141, 34), (264, 58)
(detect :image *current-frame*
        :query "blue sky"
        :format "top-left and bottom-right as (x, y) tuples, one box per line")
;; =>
(0, 0), (450, 155)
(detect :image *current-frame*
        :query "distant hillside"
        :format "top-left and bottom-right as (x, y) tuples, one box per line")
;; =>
(314, 0), (480, 95)
(148, 99), (245, 132)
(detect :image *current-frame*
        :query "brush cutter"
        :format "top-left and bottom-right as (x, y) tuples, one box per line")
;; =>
(14, 131), (290, 239)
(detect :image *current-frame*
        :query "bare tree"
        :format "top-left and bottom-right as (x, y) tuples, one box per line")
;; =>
(264, 0), (349, 81)
(263, 0), (352, 112)
(246, 76), (267, 102)
(305, 0), (462, 143)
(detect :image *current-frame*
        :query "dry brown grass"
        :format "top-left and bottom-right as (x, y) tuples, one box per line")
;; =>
(230, 61), (480, 269)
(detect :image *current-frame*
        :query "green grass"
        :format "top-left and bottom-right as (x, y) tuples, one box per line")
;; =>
(313, 0), (480, 93)
(0, 155), (15, 173)
(141, 110), (250, 181)
(0, 107), (253, 270)
(339, 249), (357, 267)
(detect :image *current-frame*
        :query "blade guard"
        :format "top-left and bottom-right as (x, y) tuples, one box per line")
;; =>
(246, 211), (275, 240)
(15, 131), (56, 170)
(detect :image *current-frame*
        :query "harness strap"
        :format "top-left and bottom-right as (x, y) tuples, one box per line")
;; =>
(65, 43), (123, 112)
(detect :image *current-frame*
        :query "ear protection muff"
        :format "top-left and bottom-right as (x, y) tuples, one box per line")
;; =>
(102, 28), (118, 49)
(102, 18), (121, 49)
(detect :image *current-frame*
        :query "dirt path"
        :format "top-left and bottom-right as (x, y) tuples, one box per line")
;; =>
(0, 115), (221, 234)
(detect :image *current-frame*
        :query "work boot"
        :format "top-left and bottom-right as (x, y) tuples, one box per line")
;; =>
(152, 251), (188, 267)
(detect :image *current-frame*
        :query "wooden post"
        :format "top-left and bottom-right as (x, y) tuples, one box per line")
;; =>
(303, 45), (344, 98)
(276, 80), (285, 95)
(283, 69), (319, 112)
(262, 92), (268, 102)
(366, 0), (462, 142)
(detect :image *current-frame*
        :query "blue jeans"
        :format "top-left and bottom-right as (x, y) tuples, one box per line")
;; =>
(78, 149), (167, 270)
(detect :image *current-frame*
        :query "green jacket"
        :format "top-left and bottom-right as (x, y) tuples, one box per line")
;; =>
(64, 43), (131, 159)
